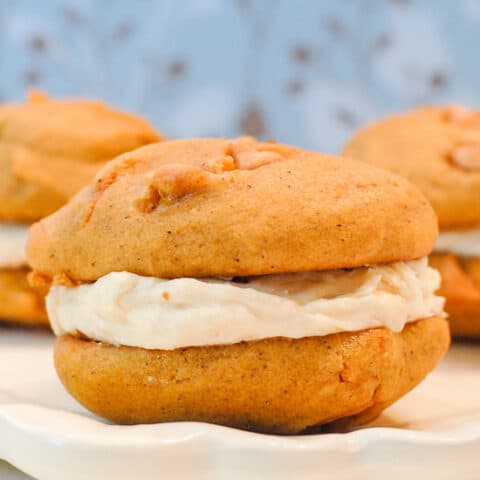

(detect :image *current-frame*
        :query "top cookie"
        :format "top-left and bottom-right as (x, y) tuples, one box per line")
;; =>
(27, 137), (437, 283)
(0, 92), (161, 222)
(343, 106), (480, 229)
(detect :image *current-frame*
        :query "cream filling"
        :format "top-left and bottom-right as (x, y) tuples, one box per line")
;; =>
(434, 228), (480, 257)
(47, 258), (444, 350)
(0, 222), (29, 269)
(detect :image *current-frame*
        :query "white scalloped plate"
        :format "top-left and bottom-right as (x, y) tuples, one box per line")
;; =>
(1, 325), (479, 480)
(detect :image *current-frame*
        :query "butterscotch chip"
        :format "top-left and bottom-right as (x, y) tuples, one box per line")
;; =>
(54, 317), (449, 434)
(450, 145), (480, 171)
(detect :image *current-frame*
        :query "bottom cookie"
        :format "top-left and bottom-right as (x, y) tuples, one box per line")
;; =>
(54, 316), (449, 434)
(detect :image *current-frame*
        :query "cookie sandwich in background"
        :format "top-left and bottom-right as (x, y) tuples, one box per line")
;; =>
(343, 106), (480, 338)
(28, 137), (449, 433)
(0, 91), (161, 326)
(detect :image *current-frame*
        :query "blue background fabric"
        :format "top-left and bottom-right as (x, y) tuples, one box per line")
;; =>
(1, 0), (479, 153)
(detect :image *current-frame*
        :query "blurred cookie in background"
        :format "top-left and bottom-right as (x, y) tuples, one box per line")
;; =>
(0, 91), (162, 326)
(343, 105), (480, 338)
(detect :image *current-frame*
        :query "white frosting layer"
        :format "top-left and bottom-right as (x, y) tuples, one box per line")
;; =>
(0, 222), (29, 268)
(47, 258), (444, 350)
(435, 228), (480, 256)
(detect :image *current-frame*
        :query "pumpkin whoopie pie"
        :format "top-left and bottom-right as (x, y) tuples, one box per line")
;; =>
(343, 106), (480, 338)
(28, 137), (448, 433)
(0, 91), (161, 326)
